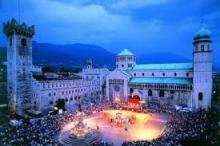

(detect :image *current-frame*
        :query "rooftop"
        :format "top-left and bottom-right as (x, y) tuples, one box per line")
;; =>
(194, 27), (211, 39)
(33, 73), (82, 81)
(118, 49), (134, 56)
(129, 77), (192, 85)
(133, 63), (192, 70)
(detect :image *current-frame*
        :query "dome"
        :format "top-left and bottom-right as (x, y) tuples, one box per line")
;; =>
(194, 27), (211, 39)
(117, 49), (134, 56)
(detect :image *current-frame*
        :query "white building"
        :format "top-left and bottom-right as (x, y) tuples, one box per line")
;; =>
(106, 28), (213, 110)
(32, 60), (110, 113)
(4, 19), (110, 115)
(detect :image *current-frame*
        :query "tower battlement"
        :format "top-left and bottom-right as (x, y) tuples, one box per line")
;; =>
(3, 18), (35, 37)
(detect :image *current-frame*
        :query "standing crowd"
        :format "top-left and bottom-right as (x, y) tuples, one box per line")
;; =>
(0, 100), (211, 146)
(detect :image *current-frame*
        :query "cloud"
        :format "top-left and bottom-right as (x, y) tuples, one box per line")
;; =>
(0, 0), (219, 59)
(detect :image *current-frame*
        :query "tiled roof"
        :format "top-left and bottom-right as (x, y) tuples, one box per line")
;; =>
(129, 77), (192, 85)
(118, 49), (134, 56)
(133, 63), (192, 70)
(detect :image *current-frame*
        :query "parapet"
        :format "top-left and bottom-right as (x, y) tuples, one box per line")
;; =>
(3, 18), (35, 37)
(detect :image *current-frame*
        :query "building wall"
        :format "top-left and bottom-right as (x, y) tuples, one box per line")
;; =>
(131, 70), (192, 78)
(32, 79), (101, 112)
(7, 35), (33, 115)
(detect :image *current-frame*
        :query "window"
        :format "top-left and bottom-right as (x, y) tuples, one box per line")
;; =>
(163, 73), (165, 76)
(49, 93), (51, 96)
(186, 72), (189, 77)
(121, 64), (124, 67)
(198, 92), (203, 101)
(174, 73), (177, 77)
(130, 88), (133, 94)
(159, 90), (164, 97)
(128, 64), (132, 67)
(21, 38), (27, 47)
(9, 38), (12, 46)
(142, 73), (144, 76)
(49, 101), (53, 105)
(170, 90), (174, 94)
(148, 89), (152, 96)
(201, 45), (204, 51)
(134, 73), (136, 76)
(152, 73), (154, 76)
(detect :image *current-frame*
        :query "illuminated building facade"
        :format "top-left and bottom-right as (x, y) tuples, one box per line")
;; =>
(106, 28), (213, 110)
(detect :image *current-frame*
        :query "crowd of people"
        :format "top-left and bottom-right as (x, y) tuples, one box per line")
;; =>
(122, 104), (209, 146)
(0, 99), (211, 146)
(0, 100), (115, 146)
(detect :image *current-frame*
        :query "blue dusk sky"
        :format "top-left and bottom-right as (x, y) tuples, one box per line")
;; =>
(0, 0), (219, 58)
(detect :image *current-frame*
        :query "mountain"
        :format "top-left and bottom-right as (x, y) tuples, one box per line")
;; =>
(0, 43), (219, 71)
(32, 42), (116, 68)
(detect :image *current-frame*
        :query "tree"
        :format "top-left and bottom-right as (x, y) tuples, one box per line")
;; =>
(42, 66), (54, 73)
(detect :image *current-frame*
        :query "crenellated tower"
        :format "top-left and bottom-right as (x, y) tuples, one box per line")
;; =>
(3, 18), (35, 115)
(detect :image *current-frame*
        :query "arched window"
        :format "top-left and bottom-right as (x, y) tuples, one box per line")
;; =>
(49, 101), (53, 105)
(198, 92), (203, 101)
(201, 45), (204, 51)
(159, 90), (164, 97)
(163, 73), (165, 76)
(21, 38), (27, 47)
(174, 73), (177, 77)
(148, 89), (152, 96)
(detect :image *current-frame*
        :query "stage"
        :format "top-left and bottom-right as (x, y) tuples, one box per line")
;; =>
(60, 110), (168, 146)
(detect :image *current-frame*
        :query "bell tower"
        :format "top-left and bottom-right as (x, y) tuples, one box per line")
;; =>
(116, 49), (136, 70)
(193, 27), (212, 110)
(3, 18), (35, 115)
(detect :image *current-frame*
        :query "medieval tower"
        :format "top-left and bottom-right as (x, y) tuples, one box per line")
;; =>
(3, 18), (34, 115)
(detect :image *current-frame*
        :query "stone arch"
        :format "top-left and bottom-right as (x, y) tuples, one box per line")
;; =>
(133, 95), (140, 100)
